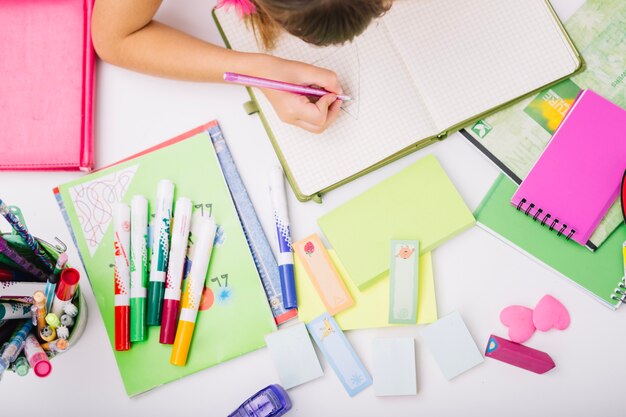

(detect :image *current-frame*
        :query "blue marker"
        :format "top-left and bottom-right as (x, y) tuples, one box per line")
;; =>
(269, 167), (297, 310)
(229, 384), (292, 417)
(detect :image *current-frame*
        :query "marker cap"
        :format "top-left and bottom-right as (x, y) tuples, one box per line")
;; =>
(56, 268), (80, 301)
(30, 352), (52, 377)
(170, 320), (195, 366)
(159, 299), (179, 345)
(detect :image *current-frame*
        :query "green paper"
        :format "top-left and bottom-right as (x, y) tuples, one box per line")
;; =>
(55, 126), (276, 396)
(318, 154), (475, 289)
(475, 174), (625, 309)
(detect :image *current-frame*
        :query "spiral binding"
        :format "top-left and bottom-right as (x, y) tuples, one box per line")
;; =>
(611, 278), (626, 304)
(516, 198), (576, 241)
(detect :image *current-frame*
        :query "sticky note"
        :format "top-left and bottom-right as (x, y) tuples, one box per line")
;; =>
(389, 240), (419, 324)
(421, 311), (484, 380)
(265, 323), (324, 389)
(293, 235), (354, 315)
(306, 313), (372, 397)
(373, 338), (417, 396)
(295, 250), (437, 330)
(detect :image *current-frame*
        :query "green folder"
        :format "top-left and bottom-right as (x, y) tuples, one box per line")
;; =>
(55, 122), (276, 395)
(475, 174), (625, 310)
(318, 154), (475, 290)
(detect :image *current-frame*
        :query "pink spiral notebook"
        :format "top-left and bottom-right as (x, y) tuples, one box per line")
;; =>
(511, 90), (626, 247)
(0, 0), (95, 171)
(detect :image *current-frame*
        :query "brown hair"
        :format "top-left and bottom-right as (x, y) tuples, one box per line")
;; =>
(249, 0), (391, 50)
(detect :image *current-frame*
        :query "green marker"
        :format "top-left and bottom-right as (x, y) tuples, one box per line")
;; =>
(147, 180), (174, 326)
(130, 196), (149, 340)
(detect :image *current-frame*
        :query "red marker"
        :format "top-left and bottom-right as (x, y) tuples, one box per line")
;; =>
(114, 204), (131, 351)
(50, 268), (80, 317)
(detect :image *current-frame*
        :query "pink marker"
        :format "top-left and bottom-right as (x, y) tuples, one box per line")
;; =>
(223, 72), (352, 101)
(24, 333), (52, 377)
(485, 335), (555, 374)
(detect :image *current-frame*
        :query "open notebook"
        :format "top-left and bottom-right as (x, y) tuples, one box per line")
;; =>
(213, 0), (582, 202)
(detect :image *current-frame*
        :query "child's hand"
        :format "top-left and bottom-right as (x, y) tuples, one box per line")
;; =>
(257, 57), (344, 134)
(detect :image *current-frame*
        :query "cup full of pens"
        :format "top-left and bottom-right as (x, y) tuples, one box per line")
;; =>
(0, 201), (86, 379)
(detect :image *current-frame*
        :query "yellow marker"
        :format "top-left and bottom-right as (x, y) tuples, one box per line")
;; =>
(171, 214), (216, 366)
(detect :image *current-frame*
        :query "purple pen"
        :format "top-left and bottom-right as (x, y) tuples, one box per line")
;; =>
(0, 235), (50, 282)
(224, 72), (352, 101)
(229, 384), (292, 417)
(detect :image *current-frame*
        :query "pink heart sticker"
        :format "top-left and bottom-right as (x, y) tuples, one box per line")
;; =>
(533, 295), (570, 332)
(500, 305), (536, 343)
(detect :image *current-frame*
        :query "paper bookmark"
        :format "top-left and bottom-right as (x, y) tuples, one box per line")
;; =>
(293, 235), (353, 315)
(388, 240), (419, 324)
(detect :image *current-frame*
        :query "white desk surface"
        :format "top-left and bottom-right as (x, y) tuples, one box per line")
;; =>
(4, 1), (621, 415)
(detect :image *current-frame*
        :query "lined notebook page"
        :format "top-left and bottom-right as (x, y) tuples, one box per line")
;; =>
(384, 0), (581, 131)
(215, 9), (437, 197)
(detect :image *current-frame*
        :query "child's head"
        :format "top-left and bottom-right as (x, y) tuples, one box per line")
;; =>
(251, 0), (391, 49)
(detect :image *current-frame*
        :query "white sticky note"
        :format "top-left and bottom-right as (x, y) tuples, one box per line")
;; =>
(373, 337), (417, 396)
(265, 322), (324, 389)
(421, 311), (484, 380)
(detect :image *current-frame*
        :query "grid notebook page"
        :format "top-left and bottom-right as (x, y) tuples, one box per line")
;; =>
(384, 0), (581, 131)
(215, 8), (438, 197)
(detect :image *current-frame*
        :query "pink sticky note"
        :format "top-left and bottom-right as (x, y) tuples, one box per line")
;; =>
(485, 335), (555, 374)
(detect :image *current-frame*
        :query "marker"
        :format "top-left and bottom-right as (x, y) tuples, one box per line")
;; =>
(148, 180), (174, 326)
(50, 268), (80, 317)
(45, 252), (68, 312)
(39, 325), (56, 343)
(0, 302), (32, 320)
(161, 198), (192, 345)
(113, 203), (131, 351)
(41, 338), (68, 353)
(32, 291), (47, 334)
(269, 166), (297, 310)
(11, 356), (30, 376)
(0, 235), (50, 282)
(224, 72), (352, 101)
(0, 199), (55, 273)
(0, 320), (33, 377)
(24, 333), (52, 377)
(171, 215), (216, 366)
(130, 195), (149, 342)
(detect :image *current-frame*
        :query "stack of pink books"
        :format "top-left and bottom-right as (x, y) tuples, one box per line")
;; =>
(0, 0), (95, 171)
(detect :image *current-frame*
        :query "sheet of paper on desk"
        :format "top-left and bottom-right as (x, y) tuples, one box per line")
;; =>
(373, 337), (417, 396)
(295, 250), (437, 330)
(421, 311), (484, 380)
(265, 323), (323, 389)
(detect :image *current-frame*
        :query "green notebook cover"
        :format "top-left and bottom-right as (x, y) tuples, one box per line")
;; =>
(318, 154), (475, 290)
(475, 174), (625, 310)
(54, 122), (276, 396)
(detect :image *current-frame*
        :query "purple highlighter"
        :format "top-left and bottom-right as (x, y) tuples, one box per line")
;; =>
(229, 384), (292, 417)
(224, 72), (352, 101)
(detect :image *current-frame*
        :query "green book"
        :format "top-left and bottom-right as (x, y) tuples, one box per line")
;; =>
(318, 154), (475, 290)
(475, 174), (625, 310)
(54, 121), (276, 396)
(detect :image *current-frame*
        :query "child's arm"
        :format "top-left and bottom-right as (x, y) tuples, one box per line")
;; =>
(92, 0), (342, 133)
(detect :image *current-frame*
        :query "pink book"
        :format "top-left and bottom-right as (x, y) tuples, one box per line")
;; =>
(0, 0), (95, 171)
(511, 90), (626, 247)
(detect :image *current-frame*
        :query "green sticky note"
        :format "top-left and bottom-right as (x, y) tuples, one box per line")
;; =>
(295, 250), (437, 330)
(318, 154), (475, 289)
(55, 125), (276, 396)
(389, 240), (419, 324)
(475, 175), (625, 309)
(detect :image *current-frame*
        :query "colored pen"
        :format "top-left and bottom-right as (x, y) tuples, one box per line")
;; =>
(161, 197), (192, 345)
(32, 291), (47, 335)
(269, 166), (297, 310)
(113, 203), (131, 351)
(148, 180), (174, 326)
(223, 72), (352, 101)
(50, 268), (80, 317)
(130, 195), (149, 342)
(171, 215), (216, 366)
(11, 356), (30, 376)
(45, 252), (67, 312)
(0, 199), (55, 273)
(0, 320), (33, 377)
(0, 235), (50, 282)
(24, 333), (52, 377)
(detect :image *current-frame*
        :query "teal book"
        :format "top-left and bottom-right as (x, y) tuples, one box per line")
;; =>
(475, 174), (625, 310)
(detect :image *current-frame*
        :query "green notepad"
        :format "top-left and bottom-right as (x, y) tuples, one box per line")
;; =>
(318, 154), (475, 289)
(54, 122), (276, 396)
(475, 174), (625, 310)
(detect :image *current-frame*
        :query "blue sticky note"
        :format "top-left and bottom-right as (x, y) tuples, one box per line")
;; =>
(372, 337), (417, 396)
(421, 311), (484, 380)
(265, 323), (324, 389)
(306, 313), (372, 397)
